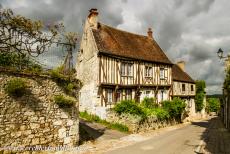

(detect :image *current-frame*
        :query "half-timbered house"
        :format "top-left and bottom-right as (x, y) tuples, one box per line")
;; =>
(171, 61), (196, 116)
(76, 9), (196, 118)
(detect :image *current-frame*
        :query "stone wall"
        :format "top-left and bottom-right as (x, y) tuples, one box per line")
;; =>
(0, 73), (79, 148)
(106, 111), (180, 133)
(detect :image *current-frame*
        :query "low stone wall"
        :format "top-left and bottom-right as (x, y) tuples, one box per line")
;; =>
(106, 111), (180, 133)
(0, 73), (79, 148)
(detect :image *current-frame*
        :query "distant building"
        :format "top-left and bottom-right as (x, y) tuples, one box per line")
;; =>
(76, 9), (196, 119)
(172, 62), (196, 116)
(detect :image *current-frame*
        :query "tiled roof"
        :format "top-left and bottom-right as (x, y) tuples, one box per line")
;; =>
(172, 64), (195, 83)
(92, 23), (172, 64)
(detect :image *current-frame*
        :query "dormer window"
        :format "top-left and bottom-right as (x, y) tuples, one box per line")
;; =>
(145, 66), (153, 77)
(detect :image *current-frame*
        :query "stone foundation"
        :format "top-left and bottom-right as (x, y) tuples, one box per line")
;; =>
(106, 111), (180, 133)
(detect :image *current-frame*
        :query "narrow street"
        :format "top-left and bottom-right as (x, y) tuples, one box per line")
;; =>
(105, 117), (230, 154)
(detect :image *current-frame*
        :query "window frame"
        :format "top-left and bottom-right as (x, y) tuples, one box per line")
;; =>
(145, 66), (153, 77)
(107, 89), (113, 103)
(182, 84), (186, 92)
(120, 62), (133, 77)
(126, 89), (132, 100)
(160, 68), (165, 80)
(191, 85), (194, 91)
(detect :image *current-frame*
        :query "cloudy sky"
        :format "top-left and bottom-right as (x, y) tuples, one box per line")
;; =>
(1, 0), (229, 94)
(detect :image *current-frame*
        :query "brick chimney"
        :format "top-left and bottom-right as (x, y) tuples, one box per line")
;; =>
(88, 8), (98, 29)
(177, 61), (185, 71)
(147, 28), (153, 39)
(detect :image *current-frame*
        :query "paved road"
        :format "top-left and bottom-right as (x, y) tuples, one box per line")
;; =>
(106, 117), (230, 154)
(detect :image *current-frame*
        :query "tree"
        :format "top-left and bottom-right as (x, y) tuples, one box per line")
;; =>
(195, 80), (206, 111)
(206, 98), (220, 113)
(0, 8), (60, 57)
(0, 8), (77, 70)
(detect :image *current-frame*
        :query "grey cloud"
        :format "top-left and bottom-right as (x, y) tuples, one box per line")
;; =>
(1, 0), (229, 94)
(186, 0), (215, 17)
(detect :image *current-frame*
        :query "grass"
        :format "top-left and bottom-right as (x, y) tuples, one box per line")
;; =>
(79, 111), (129, 133)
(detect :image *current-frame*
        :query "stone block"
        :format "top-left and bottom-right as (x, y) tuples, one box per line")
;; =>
(58, 128), (66, 138)
(61, 112), (68, 119)
(63, 137), (71, 145)
(66, 120), (74, 126)
(31, 138), (40, 145)
(30, 123), (40, 129)
(54, 120), (62, 126)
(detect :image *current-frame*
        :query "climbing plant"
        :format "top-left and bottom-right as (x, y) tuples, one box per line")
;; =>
(195, 80), (206, 111)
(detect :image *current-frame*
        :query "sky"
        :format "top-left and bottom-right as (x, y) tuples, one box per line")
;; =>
(1, 0), (229, 94)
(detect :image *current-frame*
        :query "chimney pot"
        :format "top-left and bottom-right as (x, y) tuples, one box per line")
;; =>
(147, 28), (153, 39)
(88, 8), (98, 29)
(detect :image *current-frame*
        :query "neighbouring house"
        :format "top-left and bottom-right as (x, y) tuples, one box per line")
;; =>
(172, 61), (196, 116)
(76, 8), (196, 119)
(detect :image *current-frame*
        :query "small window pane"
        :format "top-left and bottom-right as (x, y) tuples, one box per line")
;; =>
(121, 63), (126, 76)
(182, 84), (185, 92)
(126, 89), (132, 100)
(160, 68), (164, 79)
(107, 89), (113, 103)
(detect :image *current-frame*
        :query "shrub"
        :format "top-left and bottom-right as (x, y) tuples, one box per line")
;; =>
(108, 123), (129, 132)
(50, 66), (66, 80)
(195, 92), (205, 111)
(162, 98), (186, 119)
(79, 111), (129, 132)
(27, 64), (42, 74)
(4, 78), (27, 97)
(140, 97), (158, 108)
(206, 98), (220, 113)
(142, 108), (169, 120)
(54, 95), (75, 107)
(113, 100), (144, 116)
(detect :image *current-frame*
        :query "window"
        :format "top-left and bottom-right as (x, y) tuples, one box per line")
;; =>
(161, 90), (164, 101)
(127, 64), (133, 76)
(107, 89), (113, 103)
(116, 90), (122, 102)
(191, 85), (194, 91)
(121, 62), (133, 76)
(145, 90), (151, 98)
(126, 89), (132, 100)
(121, 63), (126, 76)
(145, 66), (153, 77)
(160, 68), (165, 79)
(182, 84), (185, 92)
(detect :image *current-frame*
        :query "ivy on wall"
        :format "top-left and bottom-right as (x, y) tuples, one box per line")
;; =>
(195, 80), (206, 111)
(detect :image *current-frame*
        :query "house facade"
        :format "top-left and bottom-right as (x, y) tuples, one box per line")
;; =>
(171, 61), (196, 116)
(76, 9), (196, 119)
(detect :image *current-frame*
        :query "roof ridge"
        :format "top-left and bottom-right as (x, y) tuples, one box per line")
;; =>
(99, 22), (151, 39)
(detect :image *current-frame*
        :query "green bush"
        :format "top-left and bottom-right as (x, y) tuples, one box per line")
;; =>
(195, 92), (205, 111)
(140, 97), (158, 108)
(206, 98), (220, 113)
(142, 108), (169, 120)
(0, 52), (42, 72)
(113, 100), (144, 116)
(162, 98), (186, 119)
(54, 95), (75, 107)
(79, 111), (129, 133)
(4, 78), (27, 97)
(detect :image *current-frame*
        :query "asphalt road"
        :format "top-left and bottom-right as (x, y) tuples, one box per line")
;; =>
(107, 119), (211, 154)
